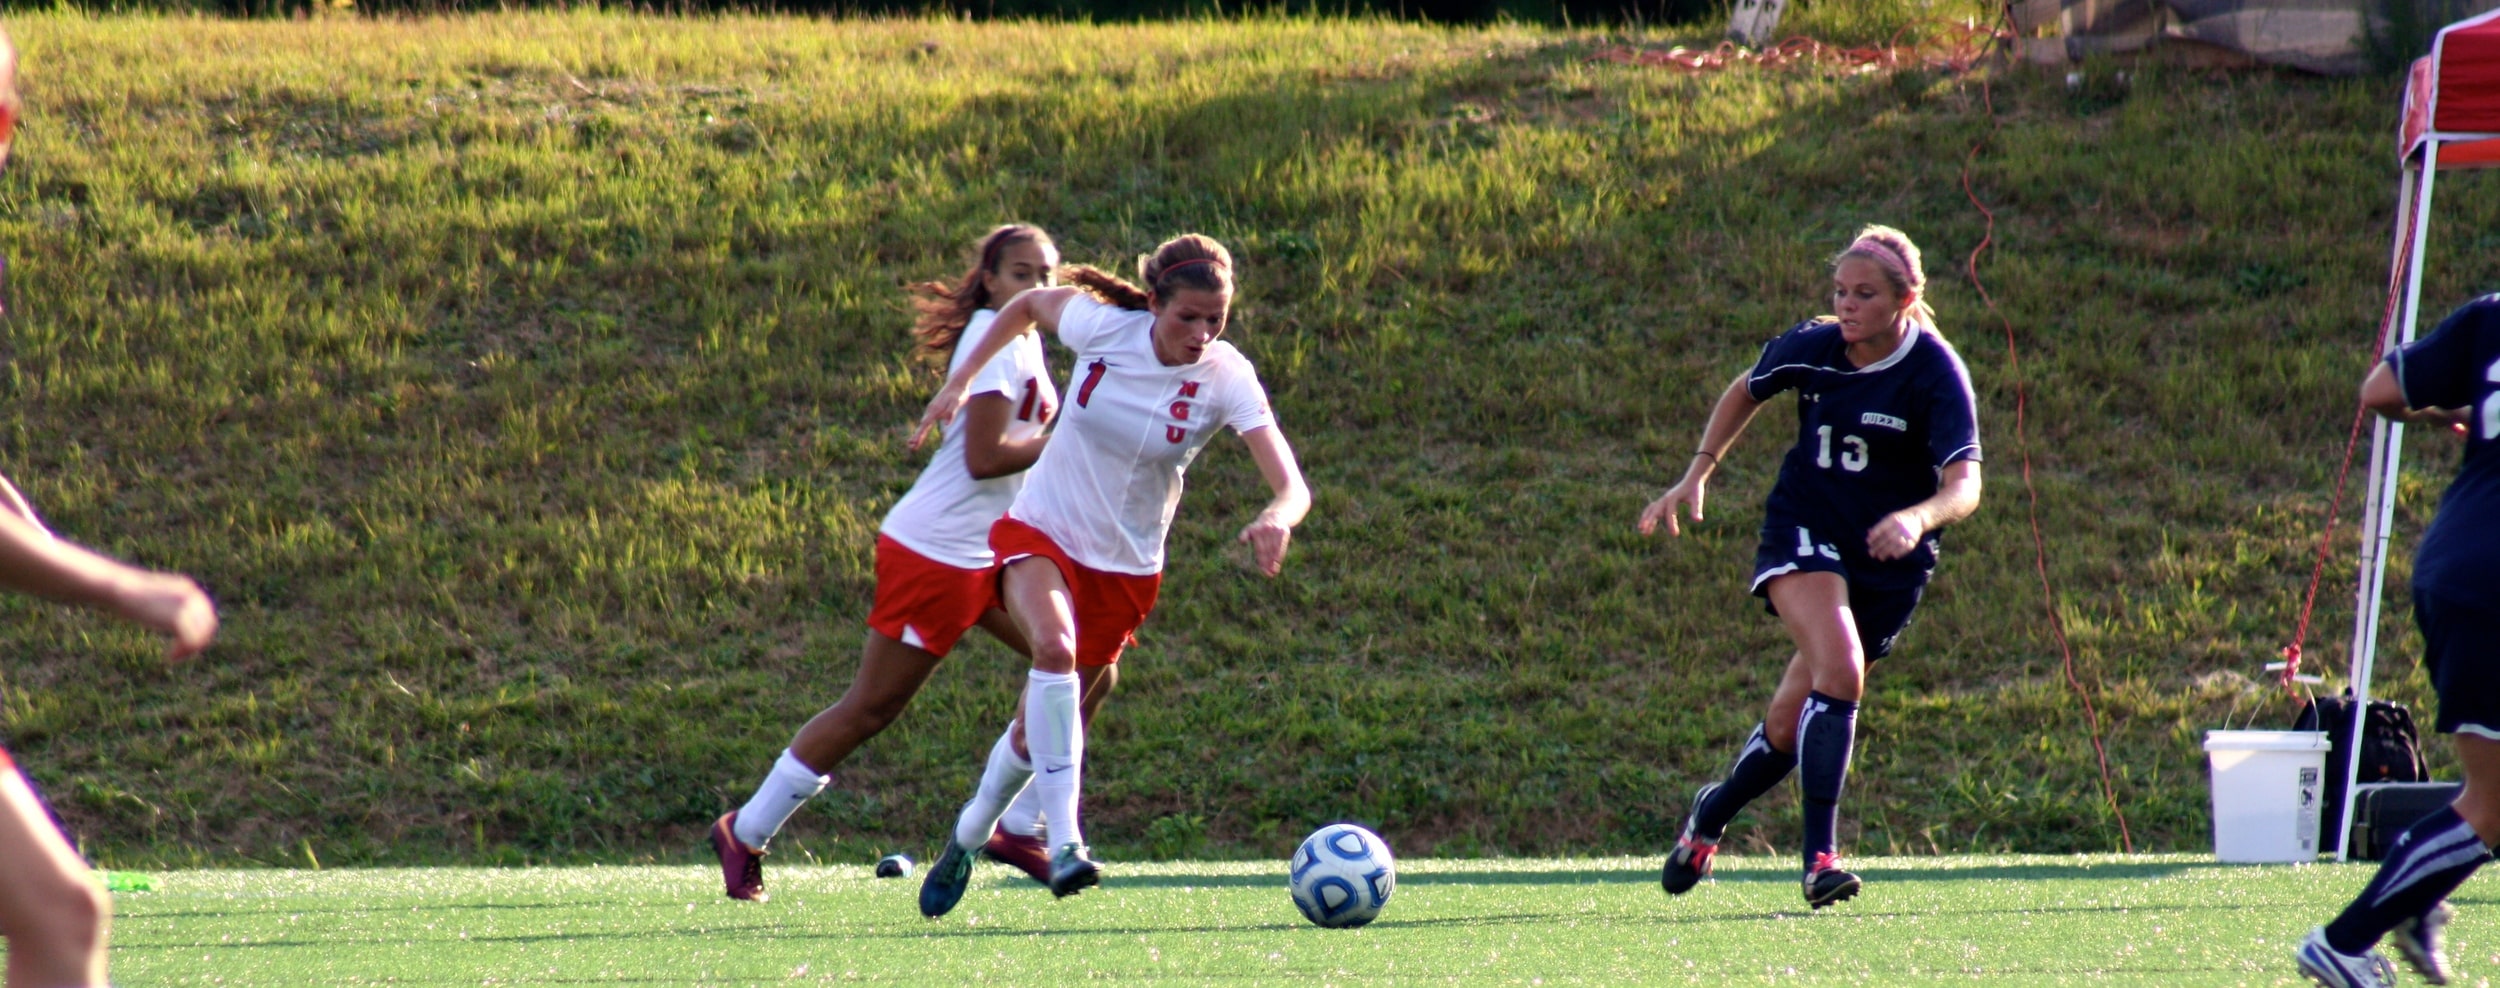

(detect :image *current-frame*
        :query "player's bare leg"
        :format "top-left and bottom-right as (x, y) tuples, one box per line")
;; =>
(1765, 572), (1866, 909)
(993, 558), (1099, 895)
(720, 604), (1041, 900)
(712, 631), (943, 900)
(788, 633), (947, 772)
(0, 768), (109, 988)
(928, 558), (1092, 916)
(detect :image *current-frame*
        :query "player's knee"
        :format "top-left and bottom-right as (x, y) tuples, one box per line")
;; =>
(1029, 635), (1079, 673)
(1, 871), (107, 956)
(2455, 786), (2500, 845)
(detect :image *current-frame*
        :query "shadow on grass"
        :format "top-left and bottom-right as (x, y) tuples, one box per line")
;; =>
(1108, 859), (2241, 889)
(119, 910), (1563, 952)
(120, 895), (2288, 956)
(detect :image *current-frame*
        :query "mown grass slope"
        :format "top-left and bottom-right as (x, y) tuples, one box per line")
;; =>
(5, 11), (2493, 865)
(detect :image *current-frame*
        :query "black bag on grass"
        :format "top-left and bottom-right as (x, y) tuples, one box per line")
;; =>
(2296, 692), (2430, 853)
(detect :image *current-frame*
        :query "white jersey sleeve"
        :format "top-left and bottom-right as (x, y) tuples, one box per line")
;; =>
(1219, 356), (1275, 434)
(961, 311), (1023, 399)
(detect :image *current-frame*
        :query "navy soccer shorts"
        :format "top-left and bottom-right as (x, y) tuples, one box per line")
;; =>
(1751, 515), (1929, 661)
(2417, 590), (2500, 738)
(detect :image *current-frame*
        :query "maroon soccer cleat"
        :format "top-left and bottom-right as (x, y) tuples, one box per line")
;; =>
(981, 826), (1053, 885)
(709, 812), (768, 902)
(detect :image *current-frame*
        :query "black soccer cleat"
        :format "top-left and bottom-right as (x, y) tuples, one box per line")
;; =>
(1802, 852), (1861, 910)
(918, 839), (977, 918)
(2391, 901), (2455, 985)
(1047, 842), (1101, 898)
(1661, 784), (1721, 896)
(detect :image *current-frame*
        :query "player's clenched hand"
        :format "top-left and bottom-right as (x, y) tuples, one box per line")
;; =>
(1867, 511), (1923, 562)
(1238, 513), (1292, 577)
(1639, 478), (1705, 538)
(910, 380), (969, 452)
(122, 572), (217, 661)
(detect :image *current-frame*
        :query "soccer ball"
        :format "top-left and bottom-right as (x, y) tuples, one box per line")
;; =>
(1289, 823), (1395, 928)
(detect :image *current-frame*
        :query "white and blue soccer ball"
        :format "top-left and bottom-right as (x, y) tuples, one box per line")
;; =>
(1289, 823), (1395, 928)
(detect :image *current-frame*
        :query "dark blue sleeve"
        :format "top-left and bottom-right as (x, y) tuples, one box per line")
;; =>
(2390, 301), (2496, 410)
(1744, 323), (1819, 401)
(1927, 351), (1983, 468)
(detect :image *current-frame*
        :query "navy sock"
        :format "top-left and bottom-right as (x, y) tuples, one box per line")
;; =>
(1689, 723), (1795, 842)
(1796, 690), (1858, 870)
(2325, 806), (2491, 954)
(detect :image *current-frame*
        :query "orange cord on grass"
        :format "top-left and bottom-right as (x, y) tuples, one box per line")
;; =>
(1586, 19), (2005, 75)
(1956, 61), (2135, 854)
(2276, 198), (2419, 694)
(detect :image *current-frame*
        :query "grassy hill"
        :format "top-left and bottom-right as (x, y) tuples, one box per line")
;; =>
(6, 10), (2492, 866)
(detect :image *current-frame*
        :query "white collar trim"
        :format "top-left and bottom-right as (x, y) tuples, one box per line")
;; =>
(1852, 321), (1924, 374)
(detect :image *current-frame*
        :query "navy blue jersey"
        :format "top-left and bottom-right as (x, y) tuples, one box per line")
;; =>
(2389, 296), (2500, 605)
(1747, 319), (1983, 585)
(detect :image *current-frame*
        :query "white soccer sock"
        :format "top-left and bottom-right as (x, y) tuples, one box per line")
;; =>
(953, 723), (1035, 850)
(999, 784), (1046, 838)
(1020, 669), (1086, 850)
(732, 749), (829, 850)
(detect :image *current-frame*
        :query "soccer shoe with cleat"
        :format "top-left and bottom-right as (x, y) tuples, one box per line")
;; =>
(1801, 852), (1861, 910)
(1661, 834), (1720, 896)
(708, 812), (768, 902)
(1047, 842), (1101, 898)
(918, 839), (977, 918)
(2391, 902), (2456, 985)
(2296, 927), (2397, 988)
(982, 826), (1054, 885)
(1661, 783), (1721, 896)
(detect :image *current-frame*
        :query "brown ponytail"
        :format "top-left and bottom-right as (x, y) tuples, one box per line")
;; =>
(907, 224), (1058, 368)
(1062, 233), (1235, 312)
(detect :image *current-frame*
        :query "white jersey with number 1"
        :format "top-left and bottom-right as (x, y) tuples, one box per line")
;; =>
(1007, 295), (1275, 577)
(880, 310), (1057, 569)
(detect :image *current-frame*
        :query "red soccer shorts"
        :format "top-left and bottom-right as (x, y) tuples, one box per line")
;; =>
(988, 516), (1162, 666)
(865, 535), (995, 658)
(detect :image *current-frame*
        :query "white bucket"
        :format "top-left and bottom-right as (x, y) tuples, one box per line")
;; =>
(2204, 730), (2331, 863)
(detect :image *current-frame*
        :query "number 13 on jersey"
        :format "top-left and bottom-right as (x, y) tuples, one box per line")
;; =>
(1815, 424), (1869, 472)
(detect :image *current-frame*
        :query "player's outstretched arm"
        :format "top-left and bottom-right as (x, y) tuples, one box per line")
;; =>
(1640, 371), (1765, 538)
(0, 500), (215, 659)
(1866, 460), (1981, 562)
(2360, 361), (2472, 433)
(911, 286), (1079, 451)
(1236, 425), (1309, 578)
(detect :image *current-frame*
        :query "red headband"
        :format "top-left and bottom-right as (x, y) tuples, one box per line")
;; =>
(1157, 257), (1230, 281)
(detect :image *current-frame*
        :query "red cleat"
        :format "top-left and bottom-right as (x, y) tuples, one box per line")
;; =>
(981, 826), (1053, 884)
(709, 812), (768, 902)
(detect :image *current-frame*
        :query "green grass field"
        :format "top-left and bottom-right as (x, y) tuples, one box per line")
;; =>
(108, 856), (2471, 985)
